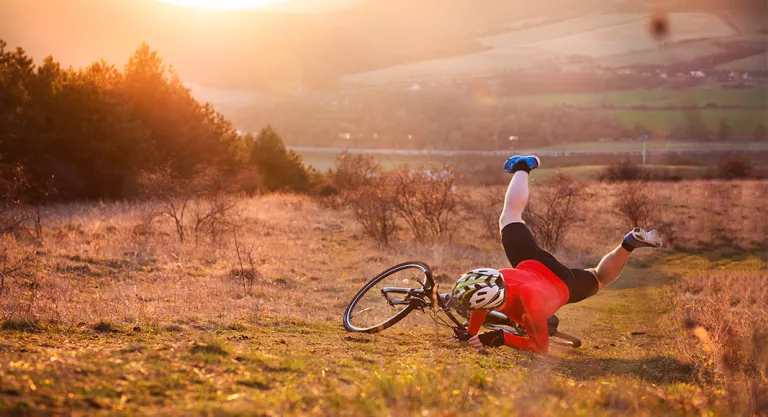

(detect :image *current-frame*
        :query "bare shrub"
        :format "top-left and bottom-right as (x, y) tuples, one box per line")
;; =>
(316, 152), (382, 209)
(347, 180), (399, 245)
(613, 180), (657, 228)
(232, 168), (264, 196)
(0, 248), (37, 323)
(391, 169), (461, 240)
(597, 159), (647, 182)
(332, 152), (381, 192)
(718, 155), (753, 179)
(0, 164), (56, 243)
(139, 168), (238, 244)
(139, 168), (191, 242)
(231, 233), (266, 296)
(189, 170), (238, 245)
(524, 173), (584, 251)
(460, 187), (505, 238)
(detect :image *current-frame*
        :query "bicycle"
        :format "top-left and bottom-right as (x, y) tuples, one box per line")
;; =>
(343, 261), (582, 348)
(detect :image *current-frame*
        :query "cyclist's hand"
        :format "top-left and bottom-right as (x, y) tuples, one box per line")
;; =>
(468, 335), (487, 353)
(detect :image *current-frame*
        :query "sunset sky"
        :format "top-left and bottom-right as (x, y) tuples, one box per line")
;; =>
(154, 0), (290, 10)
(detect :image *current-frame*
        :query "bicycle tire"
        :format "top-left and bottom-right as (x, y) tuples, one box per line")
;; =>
(343, 261), (433, 333)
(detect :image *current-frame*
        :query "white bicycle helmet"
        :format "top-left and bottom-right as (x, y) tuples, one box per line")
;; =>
(452, 268), (506, 310)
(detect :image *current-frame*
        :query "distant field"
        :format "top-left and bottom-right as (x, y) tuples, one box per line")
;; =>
(591, 38), (726, 68)
(520, 13), (735, 59)
(715, 51), (768, 71)
(506, 88), (768, 108)
(534, 140), (768, 152)
(343, 13), (745, 85)
(607, 108), (768, 133)
(296, 141), (768, 174)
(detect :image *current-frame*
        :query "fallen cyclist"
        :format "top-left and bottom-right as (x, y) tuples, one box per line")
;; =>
(450, 155), (662, 354)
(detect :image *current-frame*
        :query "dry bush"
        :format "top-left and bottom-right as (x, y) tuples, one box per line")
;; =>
(347, 180), (399, 245)
(139, 168), (238, 244)
(316, 152), (382, 209)
(0, 247), (37, 324)
(344, 167), (462, 244)
(332, 152), (381, 192)
(524, 173), (585, 251)
(0, 164), (56, 243)
(232, 168), (264, 196)
(391, 169), (461, 240)
(189, 170), (239, 245)
(673, 270), (768, 414)
(718, 155), (754, 179)
(460, 186), (505, 238)
(613, 180), (657, 228)
(231, 233), (266, 297)
(597, 159), (647, 182)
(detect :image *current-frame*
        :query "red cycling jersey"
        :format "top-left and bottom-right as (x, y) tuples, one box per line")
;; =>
(466, 260), (569, 354)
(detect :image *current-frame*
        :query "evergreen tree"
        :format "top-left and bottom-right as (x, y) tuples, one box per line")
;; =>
(250, 126), (310, 192)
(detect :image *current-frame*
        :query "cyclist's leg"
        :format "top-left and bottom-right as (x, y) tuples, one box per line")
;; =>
(591, 228), (663, 291)
(591, 245), (631, 290)
(499, 171), (529, 229)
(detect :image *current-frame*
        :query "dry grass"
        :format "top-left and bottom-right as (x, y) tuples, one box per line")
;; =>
(0, 179), (765, 415)
(2, 180), (764, 329)
(671, 263), (768, 415)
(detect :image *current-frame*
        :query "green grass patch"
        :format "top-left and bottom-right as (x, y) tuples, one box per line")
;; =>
(507, 88), (768, 108)
(607, 108), (768, 133)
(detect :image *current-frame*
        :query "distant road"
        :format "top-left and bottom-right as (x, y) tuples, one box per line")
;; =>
(288, 146), (763, 157)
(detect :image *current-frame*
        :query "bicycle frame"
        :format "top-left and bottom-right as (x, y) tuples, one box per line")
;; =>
(379, 286), (525, 336)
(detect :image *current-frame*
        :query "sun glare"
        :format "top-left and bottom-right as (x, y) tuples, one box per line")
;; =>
(154, 0), (289, 10)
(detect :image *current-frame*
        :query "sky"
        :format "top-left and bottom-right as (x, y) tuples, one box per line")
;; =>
(152, 0), (365, 12)
(0, 0), (369, 88)
(153, 0), (291, 10)
(2, 0), (763, 94)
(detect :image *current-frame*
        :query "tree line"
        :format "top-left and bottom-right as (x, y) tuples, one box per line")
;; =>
(0, 40), (311, 201)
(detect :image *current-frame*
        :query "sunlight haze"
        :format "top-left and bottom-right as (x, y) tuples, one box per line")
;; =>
(154, 0), (289, 10)
(1, 0), (767, 415)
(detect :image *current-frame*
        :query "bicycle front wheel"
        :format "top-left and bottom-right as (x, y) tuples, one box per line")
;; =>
(343, 261), (433, 333)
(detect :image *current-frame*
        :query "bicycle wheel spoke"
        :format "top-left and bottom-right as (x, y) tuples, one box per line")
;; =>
(345, 264), (430, 332)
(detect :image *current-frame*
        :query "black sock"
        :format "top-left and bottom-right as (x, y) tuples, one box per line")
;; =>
(512, 160), (530, 173)
(621, 241), (635, 252)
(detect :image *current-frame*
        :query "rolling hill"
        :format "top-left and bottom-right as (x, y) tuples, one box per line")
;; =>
(1, 0), (765, 90)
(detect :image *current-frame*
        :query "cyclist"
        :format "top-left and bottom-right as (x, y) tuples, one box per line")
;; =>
(450, 155), (662, 354)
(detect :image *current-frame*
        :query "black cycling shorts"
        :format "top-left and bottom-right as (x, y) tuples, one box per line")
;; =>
(501, 222), (598, 304)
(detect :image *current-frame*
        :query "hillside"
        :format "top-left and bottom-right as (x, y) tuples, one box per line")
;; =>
(2, 0), (765, 90)
(1, 182), (766, 415)
(343, 12), (766, 85)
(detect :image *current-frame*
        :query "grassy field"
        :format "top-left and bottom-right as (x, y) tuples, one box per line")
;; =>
(716, 51), (768, 71)
(344, 12), (745, 85)
(503, 88), (768, 134)
(505, 88), (768, 108)
(0, 180), (766, 415)
(607, 108), (768, 133)
(295, 143), (768, 174)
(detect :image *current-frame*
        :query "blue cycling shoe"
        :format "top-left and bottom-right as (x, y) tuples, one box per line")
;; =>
(503, 155), (541, 174)
(622, 227), (663, 250)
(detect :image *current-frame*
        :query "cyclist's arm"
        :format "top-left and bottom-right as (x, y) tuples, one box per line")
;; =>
(502, 310), (548, 354)
(467, 310), (488, 336)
